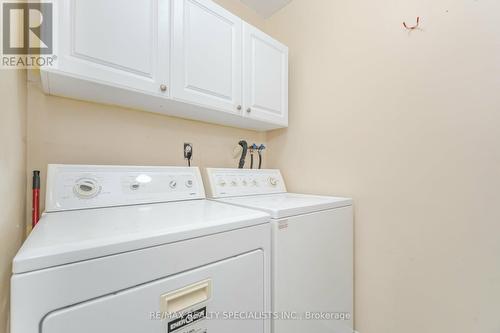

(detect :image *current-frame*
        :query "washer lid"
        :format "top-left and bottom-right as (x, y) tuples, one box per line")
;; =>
(215, 193), (353, 219)
(13, 200), (269, 274)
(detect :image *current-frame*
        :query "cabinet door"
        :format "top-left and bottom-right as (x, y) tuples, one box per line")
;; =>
(56, 0), (170, 96)
(172, 0), (243, 114)
(244, 24), (288, 126)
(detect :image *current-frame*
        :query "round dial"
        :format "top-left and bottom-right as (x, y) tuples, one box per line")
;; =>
(185, 179), (194, 188)
(169, 180), (177, 189)
(269, 177), (279, 186)
(74, 178), (100, 199)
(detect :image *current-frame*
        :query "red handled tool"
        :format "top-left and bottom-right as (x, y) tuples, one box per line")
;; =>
(32, 170), (40, 228)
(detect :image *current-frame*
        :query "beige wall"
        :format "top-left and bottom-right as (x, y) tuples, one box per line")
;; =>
(25, 0), (266, 221)
(265, 0), (500, 332)
(0, 69), (27, 333)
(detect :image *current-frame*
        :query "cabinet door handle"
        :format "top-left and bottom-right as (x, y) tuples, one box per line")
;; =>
(236, 105), (242, 110)
(160, 84), (167, 92)
(246, 108), (252, 113)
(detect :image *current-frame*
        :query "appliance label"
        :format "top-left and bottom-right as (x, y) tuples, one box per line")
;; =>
(278, 221), (288, 230)
(168, 307), (207, 333)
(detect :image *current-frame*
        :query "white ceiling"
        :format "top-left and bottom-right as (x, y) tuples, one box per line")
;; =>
(240, 0), (292, 18)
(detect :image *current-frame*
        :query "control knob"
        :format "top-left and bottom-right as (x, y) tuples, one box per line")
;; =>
(269, 177), (279, 186)
(74, 178), (100, 199)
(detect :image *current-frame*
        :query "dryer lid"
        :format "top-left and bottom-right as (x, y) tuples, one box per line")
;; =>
(13, 200), (269, 274)
(215, 193), (352, 219)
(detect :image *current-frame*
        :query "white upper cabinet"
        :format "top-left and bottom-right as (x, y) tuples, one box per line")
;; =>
(41, 0), (288, 131)
(55, 0), (170, 96)
(172, 0), (243, 114)
(243, 24), (288, 126)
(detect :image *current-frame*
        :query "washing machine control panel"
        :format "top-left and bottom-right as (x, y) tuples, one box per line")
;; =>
(46, 165), (205, 212)
(205, 168), (286, 198)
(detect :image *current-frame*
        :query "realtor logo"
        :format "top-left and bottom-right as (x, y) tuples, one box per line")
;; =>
(2, 1), (53, 54)
(1, 1), (55, 68)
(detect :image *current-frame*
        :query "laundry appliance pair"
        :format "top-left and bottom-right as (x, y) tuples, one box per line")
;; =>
(11, 165), (353, 333)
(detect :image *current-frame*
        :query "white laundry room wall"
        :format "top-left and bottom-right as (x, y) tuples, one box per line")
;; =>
(264, 0), (500, 332)
(0, 70), (27, 333)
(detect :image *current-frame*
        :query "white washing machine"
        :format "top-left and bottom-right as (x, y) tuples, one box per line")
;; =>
(204, 168), (354, 333)
(11, 165), (272, 333)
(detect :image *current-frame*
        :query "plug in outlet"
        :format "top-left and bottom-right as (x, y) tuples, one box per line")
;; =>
(184, 143), (193, 166)
(184, 143), (193, 159)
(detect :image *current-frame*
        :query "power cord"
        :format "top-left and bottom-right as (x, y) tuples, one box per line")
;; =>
(257, 144), (266, 169)
(249, 144), (258, 169)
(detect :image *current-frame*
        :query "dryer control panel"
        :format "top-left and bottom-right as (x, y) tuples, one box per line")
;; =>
(46, 165), (205, 212)
(205, 168), (287, 198)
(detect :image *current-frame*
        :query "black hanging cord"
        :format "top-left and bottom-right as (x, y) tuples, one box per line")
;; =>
(258, 144), (266, 169)
(238, 140), (248, 169)
(249, 144), (258, 169)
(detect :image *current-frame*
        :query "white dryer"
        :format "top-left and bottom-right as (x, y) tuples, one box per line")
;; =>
(204, 168), (353, 333)
(11, 165), (272, 333)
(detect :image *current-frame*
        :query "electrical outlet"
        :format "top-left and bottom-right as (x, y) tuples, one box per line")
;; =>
(184, 143), (193, 159)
